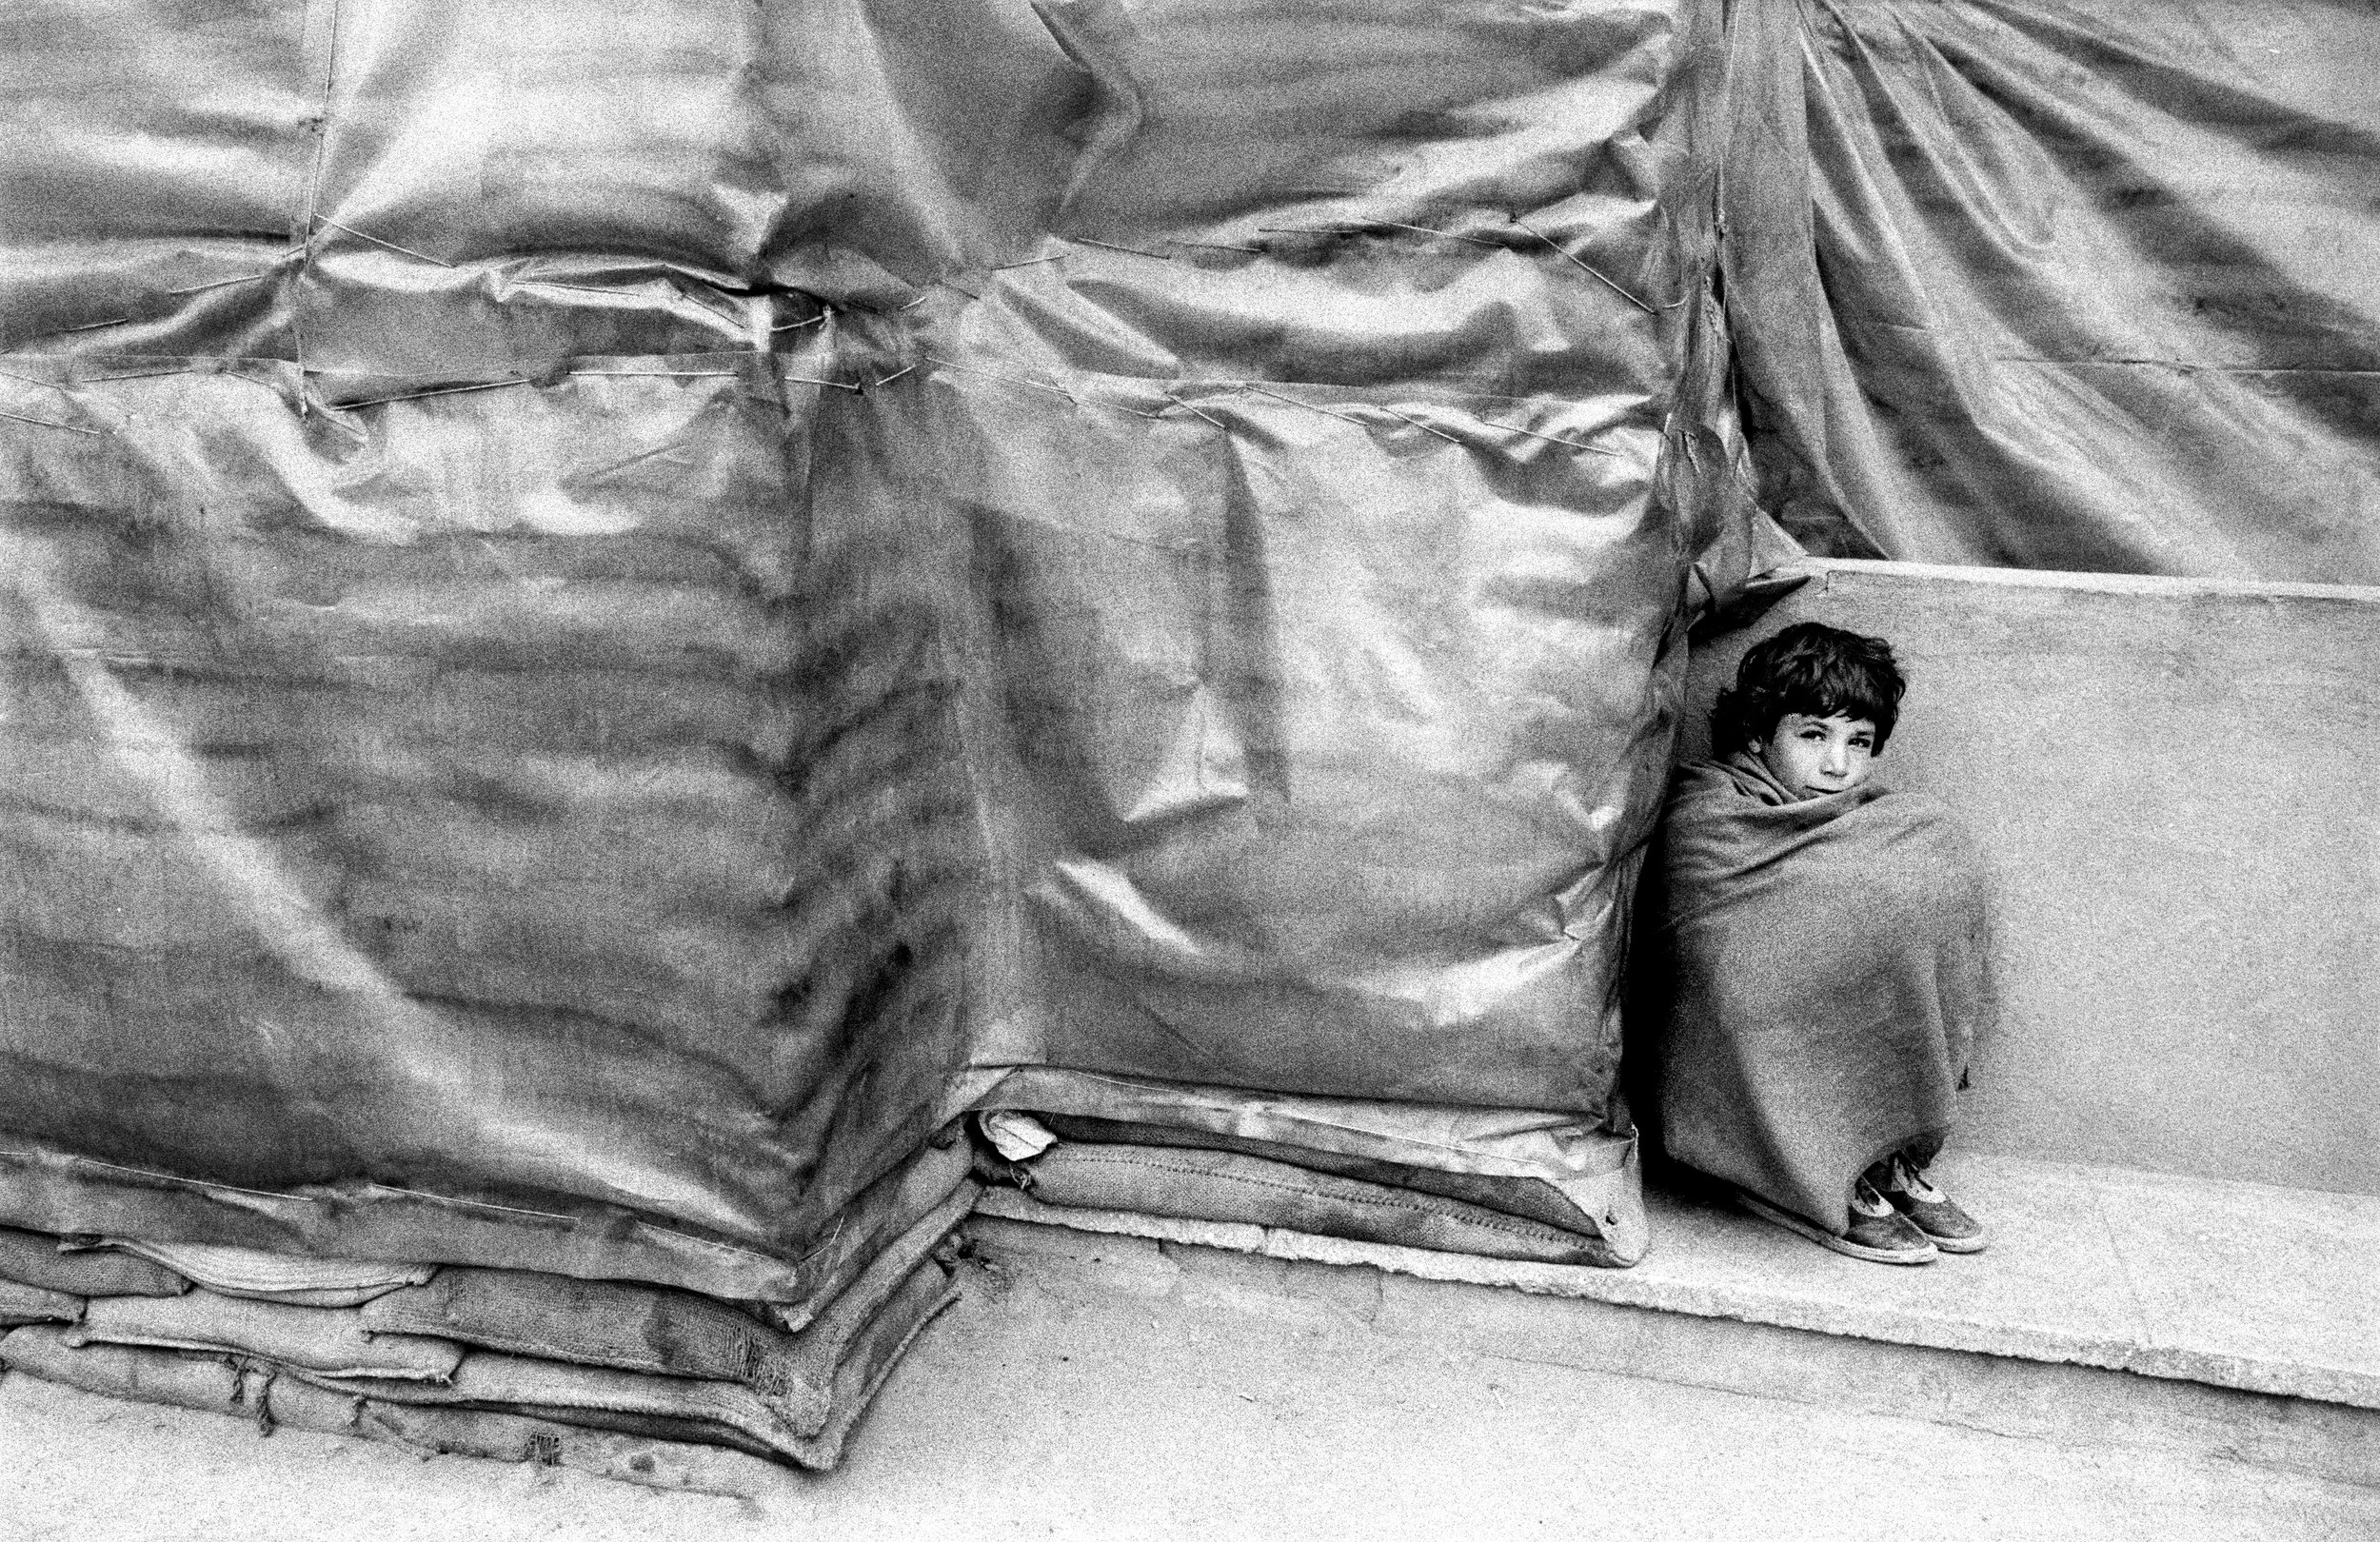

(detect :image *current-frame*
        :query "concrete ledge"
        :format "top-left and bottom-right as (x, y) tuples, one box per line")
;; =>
(974, 1150), (2380, 1413)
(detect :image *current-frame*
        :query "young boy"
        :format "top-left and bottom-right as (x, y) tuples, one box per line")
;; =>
(1645, 623), (1993, 1264)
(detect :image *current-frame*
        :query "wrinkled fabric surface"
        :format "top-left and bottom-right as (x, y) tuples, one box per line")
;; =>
(1644, 757), (1993, 1234)
(0, 0), (2363, 1352)
(1725, 0), (2380, 579)
(0, 0), (1753, 1292)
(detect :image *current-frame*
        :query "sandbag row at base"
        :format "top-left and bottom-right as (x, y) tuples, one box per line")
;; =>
(0, 1178), (976, 1477)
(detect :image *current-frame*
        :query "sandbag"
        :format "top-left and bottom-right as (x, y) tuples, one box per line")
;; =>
(0, 1224), (186, 1298)
(1018, 1141), (1637, 1268)
(298, 1255), (958, 1471)
(360, 1174), (977, 1433)
(66, 1291), (466, 1382)
(102, 1239), (433, 1308)
(0, 1329), (765, 1495)
(0, 1279), (79, 1326)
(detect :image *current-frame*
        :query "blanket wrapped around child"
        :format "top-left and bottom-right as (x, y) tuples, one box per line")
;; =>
(1645, 755), (1994, 1235)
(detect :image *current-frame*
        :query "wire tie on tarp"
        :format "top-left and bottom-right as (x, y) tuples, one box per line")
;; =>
(64, 318), (132, 332)
(1379, 405), (1465, 445)
(1074, 237), (1175, 261)
(315, 217), (456, 269)
(871, 363), (919, 388)
(1475, 416), (1621, 457)
(1238, 383), (1367, 427)
(1162, 393), (1229, 429)
(782, 373), (862, 392)
(936, 278), (984, 301)
(676, 287), (752, 331)
(0, 409), (103, 436)
(991, 255), (1067, 269)
(1259, 222), (1499, 249)
(770, 310), (829, 331)
(923, 352), (1078, 405)
(164, 273), (272, 295)
(1506, 211), (1681, 313)
(342, 377), (527, 409)
(1170, 239), (1267, 254)
(0, 368), (73, 394)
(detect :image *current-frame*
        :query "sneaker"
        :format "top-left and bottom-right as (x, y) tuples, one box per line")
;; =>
(1873, 1154), (1989, 1254)
(1735, 1178), (1938, 1265)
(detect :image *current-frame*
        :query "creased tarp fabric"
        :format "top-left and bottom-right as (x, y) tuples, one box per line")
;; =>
(0, 0), (1756, 1289)
(1723, 0), (2380, 581)
(906, 0), (1738, 1132)
(0, 355), (973, 1296)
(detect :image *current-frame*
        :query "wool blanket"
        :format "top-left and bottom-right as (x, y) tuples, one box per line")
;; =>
(1644, 756), (1993, 1235)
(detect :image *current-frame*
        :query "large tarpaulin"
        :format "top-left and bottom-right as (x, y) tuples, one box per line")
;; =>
(1724, 0), (2380, 580)
(3, 0), (2370, 1308)
(0, 0), (1758, 1287)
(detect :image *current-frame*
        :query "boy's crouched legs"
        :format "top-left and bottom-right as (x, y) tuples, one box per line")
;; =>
(1871, 1152), (1990, 1253)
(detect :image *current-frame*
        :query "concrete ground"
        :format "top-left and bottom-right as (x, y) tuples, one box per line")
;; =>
(5, 1202), (2376, 1542)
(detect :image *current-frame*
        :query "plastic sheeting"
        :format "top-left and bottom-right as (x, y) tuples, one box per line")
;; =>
(11, 0), (2362, 1341)
(1724, 0), (2380, 580)
(0, 0), (1755, 1294)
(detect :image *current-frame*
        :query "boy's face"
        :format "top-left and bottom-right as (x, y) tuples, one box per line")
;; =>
(1755, 712), (1877, 801)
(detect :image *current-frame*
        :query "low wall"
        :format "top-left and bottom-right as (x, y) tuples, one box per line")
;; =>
(1676, 561), (2379, 1197)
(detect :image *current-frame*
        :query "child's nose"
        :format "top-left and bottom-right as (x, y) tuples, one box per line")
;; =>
(1820, 742), (1850, 773)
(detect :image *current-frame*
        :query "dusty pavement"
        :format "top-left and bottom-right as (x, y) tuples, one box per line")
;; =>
(4, 1224), (2374, 1542)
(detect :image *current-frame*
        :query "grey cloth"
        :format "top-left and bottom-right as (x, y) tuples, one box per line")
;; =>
(1645, 756), (1993, 1235)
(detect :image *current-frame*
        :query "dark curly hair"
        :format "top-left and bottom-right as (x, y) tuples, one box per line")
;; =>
(1709, 622), (1906, 756)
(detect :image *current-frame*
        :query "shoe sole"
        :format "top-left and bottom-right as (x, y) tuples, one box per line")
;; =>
(1735, 1190), (1939, 1265)
(1915, 1229), (1988, 1255)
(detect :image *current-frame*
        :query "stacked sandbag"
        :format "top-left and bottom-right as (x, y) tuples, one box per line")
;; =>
(0, 360), (989, 1476)
(971, 1094), (1646, 1269)
(0, 1166), (972, 1483)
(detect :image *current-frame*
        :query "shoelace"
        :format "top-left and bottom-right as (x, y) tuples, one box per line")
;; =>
(1890, 1154), (1947, 1204)
(1850, 1177), (1895, 1217)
